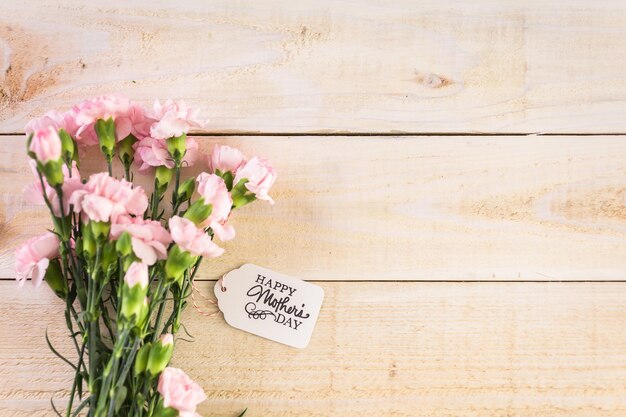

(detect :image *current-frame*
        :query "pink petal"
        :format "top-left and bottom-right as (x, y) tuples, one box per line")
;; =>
(131, 237), (157, 266)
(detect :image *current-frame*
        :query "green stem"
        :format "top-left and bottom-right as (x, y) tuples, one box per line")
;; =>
(151, 283), (169, 343)
(171, 163), (182, 215)
(87, 246), (102, 409)
(66, 341), (87, 417)
(94, 327), (129, 417)
(150, 178), (161, 219)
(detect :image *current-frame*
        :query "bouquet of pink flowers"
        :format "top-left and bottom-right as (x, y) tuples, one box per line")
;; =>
(15, 95), (275, 417)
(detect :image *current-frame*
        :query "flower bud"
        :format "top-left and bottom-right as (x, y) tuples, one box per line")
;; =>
(166, 133), (187, 163)
(183, 198), (211, 226)
(121, 262), (149, 322)
(134, 342), (152, 375)
(44, 258), (66, 298)
(164, 245), (196, 284)
(177, 178), (195, 203)
(147, 334), (174, 375)
(94, 117), (116, 162)
(29, 126), (62, 163)
(124, 261), (149, 288)
(118, 134), (137, 166)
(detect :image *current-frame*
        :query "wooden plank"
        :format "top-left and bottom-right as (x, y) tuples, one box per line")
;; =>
(1, 1), (626, 134)
(2, 281), (626, 416)
(1, 135), (625, 281)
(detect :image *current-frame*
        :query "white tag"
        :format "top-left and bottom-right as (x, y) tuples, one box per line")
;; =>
(214, 264), (324, 348)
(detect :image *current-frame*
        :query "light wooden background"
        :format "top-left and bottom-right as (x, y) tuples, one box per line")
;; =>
(1, 1), (625, 416)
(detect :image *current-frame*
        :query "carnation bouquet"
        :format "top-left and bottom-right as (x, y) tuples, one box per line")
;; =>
(15, 95), (275, 417)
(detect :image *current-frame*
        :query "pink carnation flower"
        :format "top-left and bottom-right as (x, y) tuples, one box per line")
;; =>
(207, 144), (247, 174)
(128, 102), (152, 140)
(234, 156), (277, 204)
(74, 94), (133, 142)
(169, 216), (224, 258)
(29, 126), (62, 163)
(23, 160), (83, 217)
(196, 173), (234, 241)
(70, 173), (149, 223)
(25, 109), (79, 138)
(111, 216), (172, 265)
(148, 99), (203, 140)
(158, 367), (207, 417)
(133, 136), (198, 173)
(15, 232), (60, 288)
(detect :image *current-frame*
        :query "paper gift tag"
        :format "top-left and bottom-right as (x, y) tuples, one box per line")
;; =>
(214, 264), (324, 348)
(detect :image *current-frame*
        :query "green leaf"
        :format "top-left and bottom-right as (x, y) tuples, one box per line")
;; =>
(49, 397), (62, 416)
(114, 385), (128, 413)
(45, 327), (77, 370)
(71, 396), (92, 417)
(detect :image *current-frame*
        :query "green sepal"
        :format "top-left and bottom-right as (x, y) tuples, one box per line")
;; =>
(155, 166), (174, 194)
(115, 231), (133, 257)
(118, 134), (137, 167)
(165, 244), (196, 284)
(95, 117), (116, 161)
(134, 342), (152, 375)
(101, 241), (118, 274)
(26, 133), (36, 159)
(230, 178), (256, 208)
(40, 159), (64, 187)
(44, 258), (66, 298)
(153, 401), (178, 417)
(122, 255), (139, 272)
(58, 129), (75, 165)
(183, 198), (212, 226)
(166, 133), (187, 163)
(232, 193), (256, 209)
(90, 221), (110, 241)
(147, 338), (174, 375)
(81, 224), (96, 258)
(177, 178), (195, 203)
(120, 283), (148, 323)
(215, 169), (235, 191)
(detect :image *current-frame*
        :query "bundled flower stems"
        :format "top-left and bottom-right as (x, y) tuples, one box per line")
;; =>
(15, 95), (276, 417)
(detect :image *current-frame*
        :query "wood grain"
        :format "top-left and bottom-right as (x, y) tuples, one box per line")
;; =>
(1, 135), (625, 281)
(1, 0), (626, 133)
(2, 281), (626, 416)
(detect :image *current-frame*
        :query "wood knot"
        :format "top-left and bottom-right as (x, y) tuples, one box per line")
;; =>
(414, 71), (454, 89)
